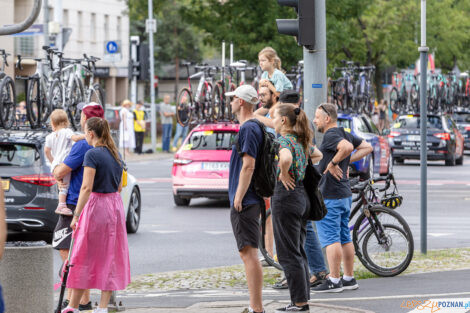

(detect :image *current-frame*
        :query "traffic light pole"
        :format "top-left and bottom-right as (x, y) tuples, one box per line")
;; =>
(148, 0), (157, 152)
(303, 0), (327, 145)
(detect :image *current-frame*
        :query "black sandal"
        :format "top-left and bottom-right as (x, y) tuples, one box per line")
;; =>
(310, 271), (327, 288)
(272, 277), (288, 289)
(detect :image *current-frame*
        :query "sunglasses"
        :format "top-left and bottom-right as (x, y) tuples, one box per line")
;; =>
(319, 105), (330, 116)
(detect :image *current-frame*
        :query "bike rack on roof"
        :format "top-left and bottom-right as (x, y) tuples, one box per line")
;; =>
(0, 0), (42, 36)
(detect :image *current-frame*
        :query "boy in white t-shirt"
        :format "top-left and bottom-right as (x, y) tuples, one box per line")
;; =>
(44, 110), (85, 216)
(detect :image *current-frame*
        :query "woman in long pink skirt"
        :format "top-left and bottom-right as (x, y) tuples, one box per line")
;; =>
(62, 117), (130, 313)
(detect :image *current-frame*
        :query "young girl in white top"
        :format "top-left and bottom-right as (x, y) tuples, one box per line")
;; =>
(258, 47), (293, 95)
(45, 109), (84, 216)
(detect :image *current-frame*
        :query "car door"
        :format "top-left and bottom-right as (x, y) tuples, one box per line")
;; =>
(354, 117), (378, 173)
(362, 116), (391, 175)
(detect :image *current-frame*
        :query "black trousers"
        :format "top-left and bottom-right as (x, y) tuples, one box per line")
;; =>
(272, 182), (310, 303)
(134, 131), (145, 153)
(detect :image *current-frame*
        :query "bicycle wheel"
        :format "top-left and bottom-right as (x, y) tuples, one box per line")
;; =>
(389, 87), (399, 113)
(176, 88), (193, 127)
(67, 78), (85, 130)
(410, 84), (419, 112)
(0, 76), (17, 129)
(352, 205), (413, 277)
(225, 83), (236, 122)
(200, 82), (214, 122)
(212, 82), (224, 121)
(258, 208), (283, 271)
(87, 83), (106, 111)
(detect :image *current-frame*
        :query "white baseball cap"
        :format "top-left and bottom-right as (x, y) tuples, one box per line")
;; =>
(225, 85), (259, 105)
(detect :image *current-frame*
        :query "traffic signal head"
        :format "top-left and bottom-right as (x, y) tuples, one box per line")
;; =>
(276, 0), (315, 50)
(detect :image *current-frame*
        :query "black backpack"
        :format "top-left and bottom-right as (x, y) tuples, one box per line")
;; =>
(236, 119), (279, 198)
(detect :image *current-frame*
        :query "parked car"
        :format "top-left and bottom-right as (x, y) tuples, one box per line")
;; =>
(452, 109), (470, 151)
(0, 130), (142, 233)
(172, 123), (239, 206)
(387, 113), (464, 166)
(337, 113), (392, 179)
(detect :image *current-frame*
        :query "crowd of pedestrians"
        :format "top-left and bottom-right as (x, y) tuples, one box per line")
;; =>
(227, 47), (373, 313)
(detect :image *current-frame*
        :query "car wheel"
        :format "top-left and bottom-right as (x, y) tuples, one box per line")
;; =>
(456, 153), (464, 165)
(361, 156), (374, 180)
(445, 153), (456, 166)
(174, 194), (190, 206)
(126, 187), (141, 234)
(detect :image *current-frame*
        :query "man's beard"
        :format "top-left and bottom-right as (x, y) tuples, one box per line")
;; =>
(264, 98), (274, 109)
(317, 125), (324, 133)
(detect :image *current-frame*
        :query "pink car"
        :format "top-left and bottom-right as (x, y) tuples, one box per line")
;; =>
(172, 123), (240, 206)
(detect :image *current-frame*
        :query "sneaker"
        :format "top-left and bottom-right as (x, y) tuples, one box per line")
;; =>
(55, 204), (73, 216)
(78, 301), (93, 311)
(61, 307), (79, 313)
(61, 299), (69, 309)
(311, 278), (344, 293)
(275, 303), (309, 312)
(341, 277), (359, 290)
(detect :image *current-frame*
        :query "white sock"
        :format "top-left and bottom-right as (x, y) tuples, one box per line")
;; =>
(329, 276), (341, 284)
(342, 275), (354, 281)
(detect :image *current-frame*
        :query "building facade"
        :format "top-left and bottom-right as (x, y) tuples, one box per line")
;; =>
(0, 0), (130, 106)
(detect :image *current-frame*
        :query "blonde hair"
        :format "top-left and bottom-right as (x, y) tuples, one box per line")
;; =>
(86, 117), (121, 163)
(121, 99), (133, 108)
(258, 47), (282, 71)
(50, 109), (69, 128)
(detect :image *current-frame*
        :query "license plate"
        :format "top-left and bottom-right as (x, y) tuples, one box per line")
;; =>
(1, 179), (10, 191)
(401, 141), (416, 147)
(202, 162), (229, 171)
(407, 135), (421, 141)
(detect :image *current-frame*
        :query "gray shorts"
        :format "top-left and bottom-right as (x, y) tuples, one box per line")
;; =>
(230, 203), (261, 251)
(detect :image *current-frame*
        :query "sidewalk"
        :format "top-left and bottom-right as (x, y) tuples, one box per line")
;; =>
(123, 300), (375, 313)
(122, 143), (175, 162)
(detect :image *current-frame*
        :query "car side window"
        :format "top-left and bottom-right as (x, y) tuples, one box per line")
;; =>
(363, 117), (380, 135)
(354, 117), (370, 133)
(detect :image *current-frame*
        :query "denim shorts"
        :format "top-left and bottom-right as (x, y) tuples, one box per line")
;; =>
(315, 197), (352, 248)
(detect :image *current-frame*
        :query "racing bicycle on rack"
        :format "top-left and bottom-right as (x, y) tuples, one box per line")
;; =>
(0, 49), (16, 129)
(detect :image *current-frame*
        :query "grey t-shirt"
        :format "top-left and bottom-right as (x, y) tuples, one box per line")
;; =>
(159, 102), (175, 125)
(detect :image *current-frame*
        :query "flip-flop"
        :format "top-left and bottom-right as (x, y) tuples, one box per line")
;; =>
(272, 277), (288, 289)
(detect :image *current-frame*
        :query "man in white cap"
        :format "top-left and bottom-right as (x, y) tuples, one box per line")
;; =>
(226, 85), (265, 313)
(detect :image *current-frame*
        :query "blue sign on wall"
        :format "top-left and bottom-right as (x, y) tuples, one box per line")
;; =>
(106, 41), (119, 54)
(312, 84), (323, 88)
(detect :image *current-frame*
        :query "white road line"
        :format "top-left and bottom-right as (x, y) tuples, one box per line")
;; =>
(309, 291), (470, 302)
(204, 231), (232, 235)
(150, 230), (181, 234)
(428, 233), (454, 237)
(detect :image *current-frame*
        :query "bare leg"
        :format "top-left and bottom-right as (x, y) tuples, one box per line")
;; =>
(239, 246), (263, 312)
(265, 215), (274, 257)
(99, 290), (113, 308)
(325, 242), (342, 278)
(342, 242), (355, 277)
(68, 288), (86, 308)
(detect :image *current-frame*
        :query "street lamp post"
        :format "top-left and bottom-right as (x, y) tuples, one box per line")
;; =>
(148, 0), (157, 152)
(419, 0), (428, 254)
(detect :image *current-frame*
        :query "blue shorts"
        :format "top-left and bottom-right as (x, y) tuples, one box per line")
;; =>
(315, 197), (352, 248)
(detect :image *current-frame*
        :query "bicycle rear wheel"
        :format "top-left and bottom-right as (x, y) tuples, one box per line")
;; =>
(200, 82), (214, 122)
(212, 82), (224, 121)
(389, 87), (399, 114)
(176, 88), (193, 127)
(67, 78), (85, 131)
(352, 205), (413, 277)
(87, 83), (106, 111)
(0, 76), (17, 129)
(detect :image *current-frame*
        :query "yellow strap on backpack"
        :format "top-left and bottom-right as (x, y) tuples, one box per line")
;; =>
(122, 160), (128, 188)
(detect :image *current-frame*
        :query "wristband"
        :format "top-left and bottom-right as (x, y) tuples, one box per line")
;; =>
(331, 160), (338, 166)
(73, 212), (80, 217)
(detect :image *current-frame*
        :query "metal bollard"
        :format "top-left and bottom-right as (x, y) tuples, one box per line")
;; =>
(0, 241), (53, 313)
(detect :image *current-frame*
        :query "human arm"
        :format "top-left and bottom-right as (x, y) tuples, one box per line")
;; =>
(45, 146), (53, 163)
(71, 134), (85, 142)
(233, 154), (256, 212)
(0, 188), (7, 259)
(278, 148), (295, 190)
(254, 114), (275, 129)
(254, 107), (269, 116)
(310, 146), (323, 164)
(323, 139), (354, 180)
(70, 166), (96, 230)
(350, 140), (373, 163)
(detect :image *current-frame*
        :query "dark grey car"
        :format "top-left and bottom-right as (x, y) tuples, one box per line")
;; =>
(0, 130), (59, 232)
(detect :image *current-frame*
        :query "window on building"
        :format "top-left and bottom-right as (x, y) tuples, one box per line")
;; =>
(15, 37), (35, 58)
(104, 14), (109, 41)
(77, 11), (83, 41)
(63, 9), (69, 27)
(91, 13), (96, 42)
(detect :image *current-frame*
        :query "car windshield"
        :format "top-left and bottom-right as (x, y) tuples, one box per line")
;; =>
(453, 113), (470, 123)
(186, 131), (237, 150)
(392, 116), (443, 129)
(338, 118), (352, 130)
(0, 144), (41, 167)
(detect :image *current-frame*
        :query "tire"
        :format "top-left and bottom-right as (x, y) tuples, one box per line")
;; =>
(456, 153), (464, 165)
(212, 83), (224, 120)
(176, 88), (193, 127)
(445, 152), (456, 166)
(352, 205), (414, 277)
(126, 187), (141, 234)
(87, 83), (106, 111)
(389, 87), (399, 113)
(67, 78), (85, 131)
(48, 79), (63, 110)
(258, 209), (283, 271)
(200, 83), (213, 122)
(0, 76), (17, 129)
(27, 77), (50, 128)
(173, 194), (190, 206)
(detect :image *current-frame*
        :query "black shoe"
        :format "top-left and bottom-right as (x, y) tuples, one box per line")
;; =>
(272, 277), (288, 289)
(61, 299), (69, 309)
(78, 301), (92, 311)
(275, 303), (309, 312)
(341, 277), (359, 290)
(311, 278), (344, 293)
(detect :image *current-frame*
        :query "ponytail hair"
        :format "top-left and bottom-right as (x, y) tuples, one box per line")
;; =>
(259, 47), (282, 71)
(275, 103), (313, 156)
(85, 117), (121, 164)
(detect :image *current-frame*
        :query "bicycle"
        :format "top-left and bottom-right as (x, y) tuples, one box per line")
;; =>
(259, 174), (413, 277)
(458, 72), (470, 108)
(0, 49), (17, 129)
(176, 63), (217, 127)
(211, 64), (236, 122)
(82, 54), (106, 108)
(355, 65), (375, 114)
(331, 60), (357, 112)
(389, 71), (418, 114)
(48, 51), (85, 130)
